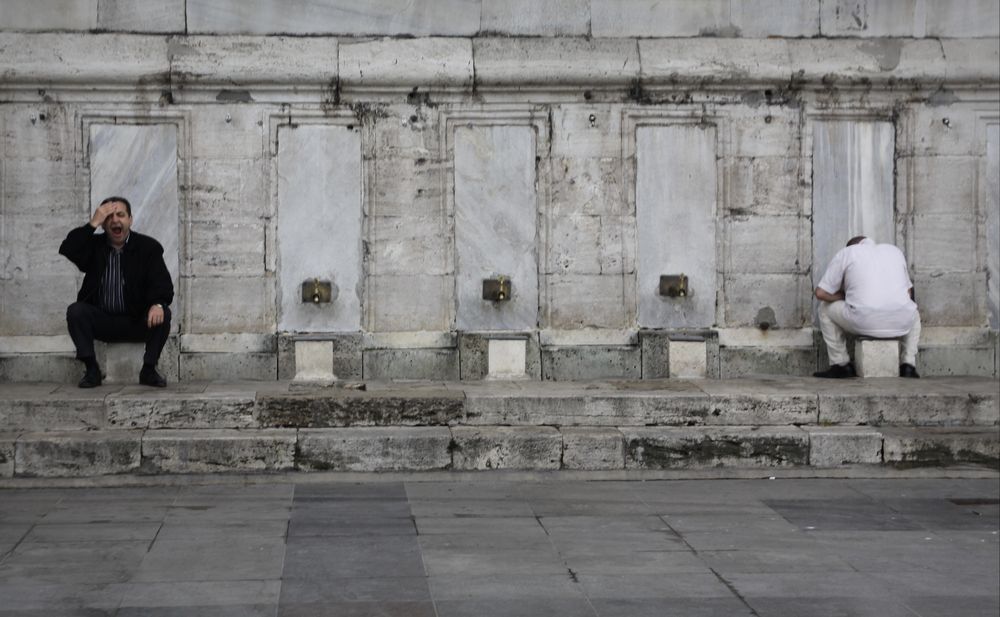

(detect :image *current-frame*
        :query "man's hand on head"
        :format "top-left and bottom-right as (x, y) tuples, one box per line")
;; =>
(147, 304), (164, 328)
(89, 202), (116, 229)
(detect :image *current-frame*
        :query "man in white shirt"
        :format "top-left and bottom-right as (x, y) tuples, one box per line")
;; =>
(813, 236), (921, 378)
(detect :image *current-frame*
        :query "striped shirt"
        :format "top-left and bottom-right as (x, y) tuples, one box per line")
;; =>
(100, 237), (128, 315)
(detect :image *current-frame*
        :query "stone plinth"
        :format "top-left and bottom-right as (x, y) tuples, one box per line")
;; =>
(855, 339), (899, 378)
(670, 340), (707, 379)
(487, 339), (527, 379)
(293, 340), (337, 384)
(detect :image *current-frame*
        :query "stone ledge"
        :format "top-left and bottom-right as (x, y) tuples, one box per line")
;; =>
(168, 35), (338, 87)
(14, 430), (142, 478)
(140, 428), (296, 474)
(257, 389), (466, 428)
(298, 426), (451, 472)
(882, 426), (1000, 468)
(622, 426), (810, 469)
(0, 33), (169, 85)
(451, 426), (562, 470)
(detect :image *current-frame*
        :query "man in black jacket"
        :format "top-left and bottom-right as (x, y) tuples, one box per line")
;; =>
(59, 196), (173, 387)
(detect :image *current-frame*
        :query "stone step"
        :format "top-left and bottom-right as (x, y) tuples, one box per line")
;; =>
(1, 378), (996, 432)
(3, 425), (997, 478)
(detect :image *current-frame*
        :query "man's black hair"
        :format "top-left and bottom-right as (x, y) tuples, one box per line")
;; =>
(100, 196), (132, 217)
(846, 235), (866, 247)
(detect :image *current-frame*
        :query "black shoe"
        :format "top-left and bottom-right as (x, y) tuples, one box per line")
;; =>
(813, 363), (857, 379)
(78, 367), (102, 388)
(899, 363), (920, 378)
(139, 367), (167, 388)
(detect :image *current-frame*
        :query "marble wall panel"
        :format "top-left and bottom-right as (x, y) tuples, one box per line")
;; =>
(481, 0), (589, 36)
(819, 0), (919, 37)
(187, 0), (480, 36)
(0, 0), (97, 31)
(811, 120), (895, 298)
(926, 0), (1000, 37)
(592, 0), (731, 37)
(636, 124), (718, 329)
(89, 123), (180, 287)
(97, 0), (185, 32)
(276, 124), (362, 332)
(987, 124), (999, 329)
(455, 125), (538, 331)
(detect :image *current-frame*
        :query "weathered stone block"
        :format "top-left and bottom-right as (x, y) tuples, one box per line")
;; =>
(100, 337), (180, 385)
(639, 39), (789, 86)
(728, 111), (801, 158)
(541, 345), (640, 381)
(928, 2), (1000, 37)
(903, 105), (981, 157)
(912, 272), (985, 327)
(188, 220), (266, 276)
(297, 427), (451, 471)
(882, 427), (999, 468)
(2, 105), (76, 164)
(724, 274), (807, 329)
(0, 32), (168, 85)
(0, 433), (18, 477)
(372, 156), (444, 217)
(15, 430), (141, 477)
(369, 215), (450, 276)
(733, 0), (819, 37)
(918, 345), (996, 377)
(188, 158), (267, 221)
(623, 426), (809, 469)
(0, 395), (105, 432)
(547, 214), (604, 274)
(697, 381), (819, 425)
(481, 0), (590, 36)
(98, 0), (185, 32)
(551, 108), (624, 161)
(189, 107), (265, 160)
(185, 276), (275, 334)
(170, 35), (337, 86)
(179, 352), (276, 381)
(141, 429), (296, 473)
(911, 214), (977, 273)
(367, 275), (451, 332)
(474, 38), (639, 87)
(907, 156), (978, 215)
(727, 157), (804, 216)
(545, 274), (629, 329)
(0, 276), (84, 336)
(451, 426), (561, 470)
(3, 158), (79, 217)
(719, 346), (817, 378)
(258, 388), (464, 428)
(340, 38), (473, 89)
(855, 339), (899, 378)
(0, 354), (81, 385)
(363, 348), (459, 381)
(804, 426), (883, 466)
(726, 216), (805, 274)
(640, 331), (670, 379)
(106, 390), (256, 430)
(561, 427), (624, 470)
(819, 0), (919, 37)
(293, 341), (336, 383)
(818, 390), (998, 426)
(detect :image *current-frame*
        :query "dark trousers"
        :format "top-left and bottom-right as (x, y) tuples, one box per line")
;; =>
(66, 302), (171, 367)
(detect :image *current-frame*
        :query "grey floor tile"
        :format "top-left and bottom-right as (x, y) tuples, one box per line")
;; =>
(404, 481), (521, 501)
(0, 500), (61, 524)
(290, 500), (413, 519)
(577, 573), (735, 599)
(561, 549), (710, 575)
(697, 548), (856, 575)
(295, 482), (407, 501)
(154, 519), (289, 541)
(421, 546), (567, 576)
(880, 498), (1000, 530)
(279, 577), (433, 603)
(765, 498), (922, 531)
(282, 535), (425, 579)
(428, 574), (585, 601)
(408, 499), (536, 518)
(22, 522), (161, 543)
(279, 600), (436, 617)
(539, 515), (674, 535)
(118, 580), (281, 610)
(904, 595), (1000, 617)
(0, 609), (116, 616)
(163, 501), (292, 523)
(660, 512), (799, 534)
(418, 532), (550, 551)
(435, 598), (596, 617)
(0, 582), (127, 612)
(745, 597), (919, 617)
(0, 541), (149, 585)
(40, 504), (169, 525)
(117, 606), (275, 616)
(415, 516), (547, 536)
(528, 500), (653, 517)
(723, 571), (899, 600)
(288, 517), (416, 537)
(591, 597), (755, 617)
(132, 537), (285, 582)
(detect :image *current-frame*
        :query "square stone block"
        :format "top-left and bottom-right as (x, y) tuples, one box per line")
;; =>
(804, 426), (883, 466)
(488, 339), (527, 379)
(294, 340), (336, 382)
(669, 340), (707, 379)
(855, 339), (899, 378)
(99, 337), (179, 384)
(561, 427), (624, 470)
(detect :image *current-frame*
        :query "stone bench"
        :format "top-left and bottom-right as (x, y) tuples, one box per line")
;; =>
(854, 337), (900, 378)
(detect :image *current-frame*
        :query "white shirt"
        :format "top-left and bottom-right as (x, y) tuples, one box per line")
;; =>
(817, 238), (918, 337)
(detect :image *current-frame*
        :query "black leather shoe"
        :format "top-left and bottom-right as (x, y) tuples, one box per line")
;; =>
(813, 363), (857, 379)
(899, 363), (920, 378)
(78, 368), (102, 388)
(139, 367), (167, 388)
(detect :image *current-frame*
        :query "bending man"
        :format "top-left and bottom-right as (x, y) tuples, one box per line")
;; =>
(59, 196), (173, 388)
(814, 235), (921, 379)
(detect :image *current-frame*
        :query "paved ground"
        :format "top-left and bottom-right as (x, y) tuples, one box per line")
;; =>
(0, 476), (997, 617)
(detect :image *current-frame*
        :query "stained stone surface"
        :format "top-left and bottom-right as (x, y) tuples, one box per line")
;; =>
(14, 430), (141, 477)
(987, 123), (999, 330)
(277, 124), (362, 332)
(454, 125), (538, 331)
(140, 428), (296, 473)
(636, 124), (718, 329)
(297, 427), (451, 471)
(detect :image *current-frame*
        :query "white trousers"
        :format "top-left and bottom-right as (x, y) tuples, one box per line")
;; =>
(818, 301), (921, 367)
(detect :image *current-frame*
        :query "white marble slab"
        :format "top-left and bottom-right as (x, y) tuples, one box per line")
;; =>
(89, 123), (180, 290)
(636, 125), (718, 329)
(987, 123), (999, 329)
(455, 125), (538, 331)
(277, 124), (362, 332)
(186, 0), (480, 36)
(811, 120), (895, 314)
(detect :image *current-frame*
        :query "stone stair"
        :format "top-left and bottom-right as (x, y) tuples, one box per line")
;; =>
(1, 377), (997, 479)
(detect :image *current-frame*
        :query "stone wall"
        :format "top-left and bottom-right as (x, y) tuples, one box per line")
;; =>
(0, 1), (997, 381)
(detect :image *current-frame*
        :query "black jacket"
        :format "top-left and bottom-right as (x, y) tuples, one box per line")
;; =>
(59, 224), (174, 319)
